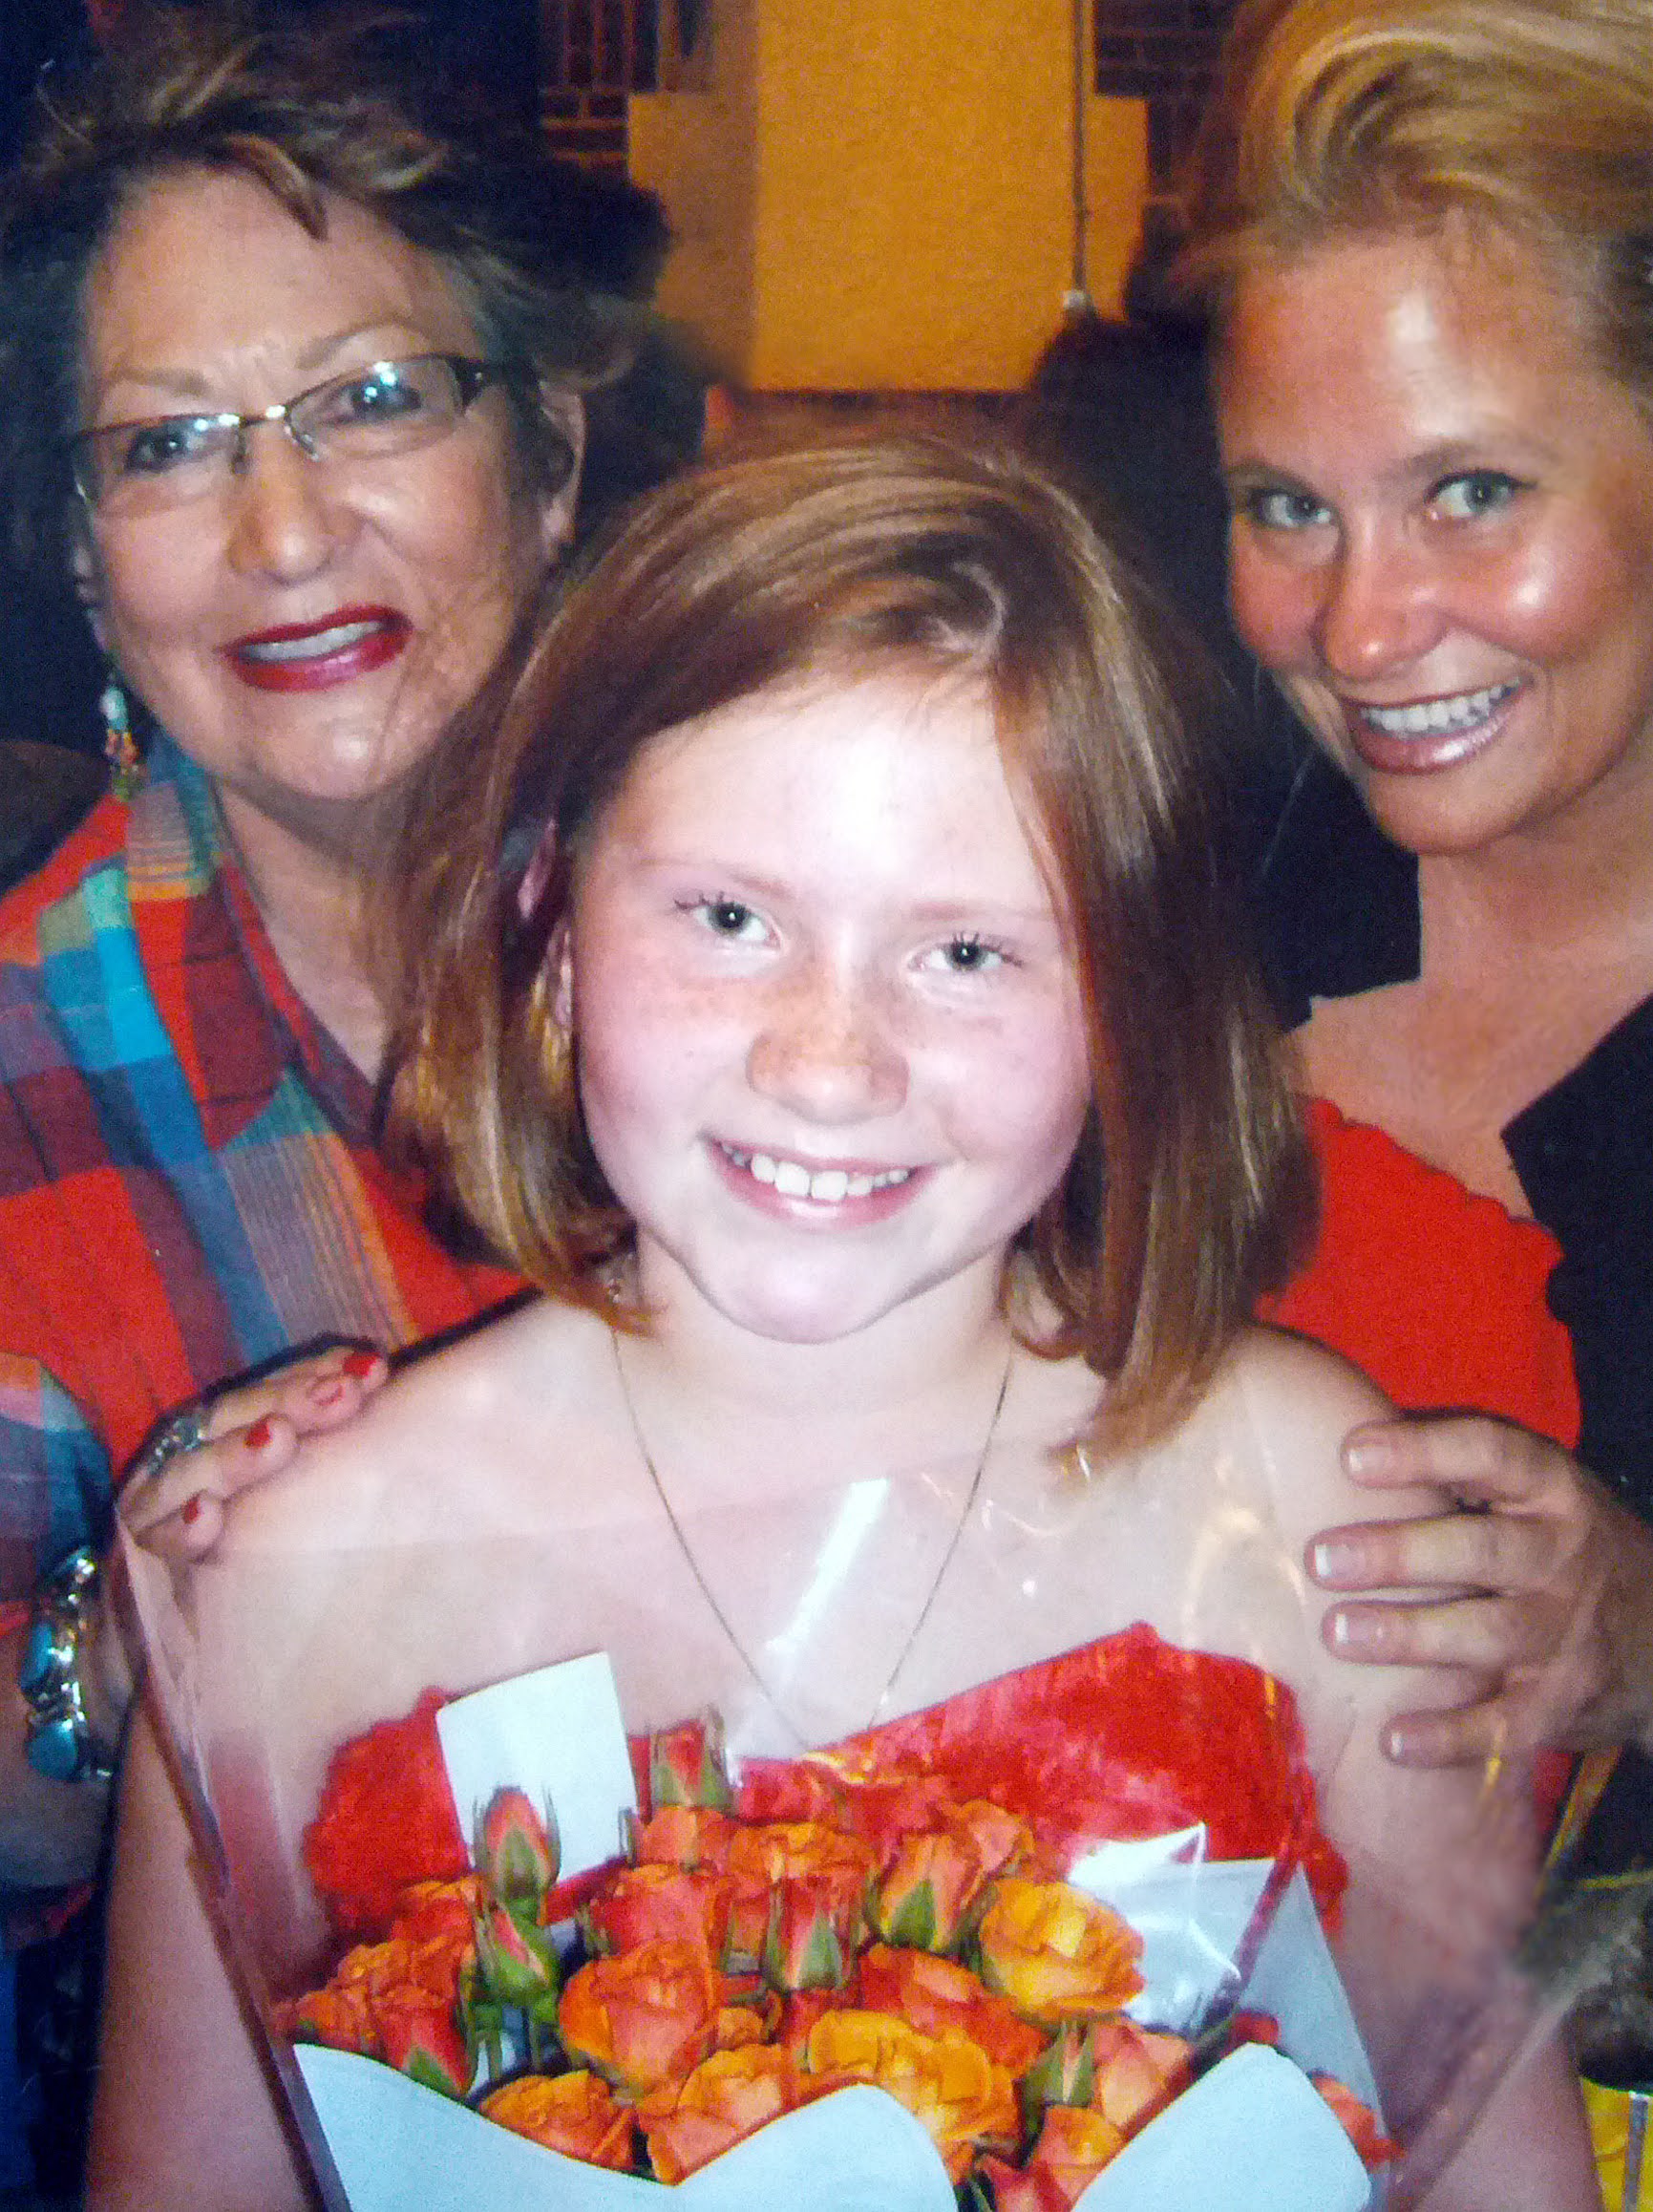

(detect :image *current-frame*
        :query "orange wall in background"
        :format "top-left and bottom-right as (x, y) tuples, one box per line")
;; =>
(629, 0), (1149, 392)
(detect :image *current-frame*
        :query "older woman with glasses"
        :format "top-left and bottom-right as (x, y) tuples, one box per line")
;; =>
(0, 0), (696, 1947)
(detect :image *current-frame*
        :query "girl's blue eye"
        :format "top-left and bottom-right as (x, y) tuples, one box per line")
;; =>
(1430, 470), (1524, 521)
(684, 897), (766, 943)
(928, 934), (1005, 974)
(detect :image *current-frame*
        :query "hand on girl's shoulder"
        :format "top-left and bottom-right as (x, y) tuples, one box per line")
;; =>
(1225, 1323), (1437, 1556)
(221, 1295), (614, 1556)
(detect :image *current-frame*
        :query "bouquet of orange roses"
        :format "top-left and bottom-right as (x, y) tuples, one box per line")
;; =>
(116, 1437), (1554, 2212)
(258, 1646), (1389, 2212)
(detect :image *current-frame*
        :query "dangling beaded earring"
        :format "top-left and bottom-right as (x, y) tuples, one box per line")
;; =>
(101, 678), (141, 801)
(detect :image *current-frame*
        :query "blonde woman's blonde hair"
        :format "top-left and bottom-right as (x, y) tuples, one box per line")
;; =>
(1179, 0), (1653, 401)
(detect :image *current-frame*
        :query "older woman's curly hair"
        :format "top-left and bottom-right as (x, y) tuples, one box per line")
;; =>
(0, 2), (684, 585)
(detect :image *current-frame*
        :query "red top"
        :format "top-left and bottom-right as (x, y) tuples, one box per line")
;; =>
(1259, 1097), (1580, 1450)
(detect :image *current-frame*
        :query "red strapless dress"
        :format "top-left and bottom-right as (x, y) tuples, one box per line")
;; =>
(302, 1627), (1346, 1938)
(1259, 1097), (1580, 1449)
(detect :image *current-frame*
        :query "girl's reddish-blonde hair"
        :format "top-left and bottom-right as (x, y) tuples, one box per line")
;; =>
(386, 429), (1310, 1447)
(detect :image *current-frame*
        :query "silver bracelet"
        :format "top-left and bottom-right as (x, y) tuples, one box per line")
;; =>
(20, 1546), (116, 1785)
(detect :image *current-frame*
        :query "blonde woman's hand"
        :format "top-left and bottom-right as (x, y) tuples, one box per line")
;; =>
(1307, 1414), (1653, 1766)
(117, 1343), (390, 1564)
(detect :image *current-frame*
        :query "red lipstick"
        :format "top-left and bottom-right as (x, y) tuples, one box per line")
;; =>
(224, 606), (410, 693)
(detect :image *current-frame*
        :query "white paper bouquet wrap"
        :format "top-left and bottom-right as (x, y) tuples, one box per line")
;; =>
(117, 1410), (1554, 2211)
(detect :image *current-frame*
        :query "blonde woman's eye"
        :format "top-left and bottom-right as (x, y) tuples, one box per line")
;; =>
(1430, 470), (1525, 521)
(1236, 484), (1331, 533)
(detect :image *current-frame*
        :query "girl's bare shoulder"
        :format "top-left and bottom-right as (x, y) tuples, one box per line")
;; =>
(223, 1297), (621, 1554)
(1213, 1323), (1429, 1549)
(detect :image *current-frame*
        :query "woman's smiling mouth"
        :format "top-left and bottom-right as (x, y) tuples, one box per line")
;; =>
(1346, 678), (1521, 775)
(225, 606), (411, 692)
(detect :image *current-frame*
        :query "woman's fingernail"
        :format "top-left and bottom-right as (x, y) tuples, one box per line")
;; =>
(244, 1416), (274, 1450)
(181, 1494), (202, 1526)
(342, 1349), (380, 1379)
(1383, 1721), (1419, 1765)
(308, 1377), (346, 1410)
(1310, 1540), (1356, 1584)
(1344, 1436), (1395, 1477)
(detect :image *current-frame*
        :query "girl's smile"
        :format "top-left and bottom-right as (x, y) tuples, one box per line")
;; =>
(566, 667), (1092, 1347)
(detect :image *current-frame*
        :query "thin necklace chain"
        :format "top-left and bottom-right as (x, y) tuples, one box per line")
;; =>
(610, 1332), (1013, 1741)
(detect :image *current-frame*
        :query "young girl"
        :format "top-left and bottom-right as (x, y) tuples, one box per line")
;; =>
(92, 434), (1595, 2209)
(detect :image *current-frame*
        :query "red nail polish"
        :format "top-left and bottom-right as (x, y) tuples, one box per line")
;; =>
(245, 1415), (273, 1450)
(181, 1495), (202, 1526)
(342, 1349), (380, 1379)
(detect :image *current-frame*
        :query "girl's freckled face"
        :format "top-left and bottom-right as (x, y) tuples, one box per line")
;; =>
(566, 669), (1093, 1345)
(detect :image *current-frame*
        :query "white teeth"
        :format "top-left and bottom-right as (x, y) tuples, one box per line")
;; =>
(725, 1145), (911, 1204)
(1361, 681), (1515, 737)
(241, 619), (381, 663)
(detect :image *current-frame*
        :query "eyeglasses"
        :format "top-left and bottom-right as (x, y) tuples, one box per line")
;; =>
(70, 353), (509, 518)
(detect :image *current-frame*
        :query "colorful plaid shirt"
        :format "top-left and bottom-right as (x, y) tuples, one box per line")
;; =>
(0, 738), (524, 1583)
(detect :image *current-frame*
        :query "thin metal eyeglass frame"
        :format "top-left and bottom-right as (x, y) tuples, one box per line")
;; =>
(68, 353), (507, 511)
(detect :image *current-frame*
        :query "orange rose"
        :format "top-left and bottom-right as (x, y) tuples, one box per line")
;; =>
(482, 2071), (636, 2170)
(713, 2002), (771, 2052)
(335, 1933), (470, 2009)
(803, 2009), (1019, 2182)
(1087, 2015), (1189, 2133)
(648, 1715), (733, 1812)
(1311, 2073), (1400, 2169)
(388, 1876), (487, 1951)
(283, 1928), (477, 2092)
(284, 1932), (471, 2061)
(629, 1804), (740, 1873)
(871, 1823), (996, 1954)
(375, 1989), (471, 2097)
(638, 2045), (800, 2182)
(475, 1788), (559, 1906)
(584, 1861), (734, 1967)
(727, 1822), (876, 1985)
(774, 1985), (855, 2056)
(275, 1979), (376, 2053)
(858, 1945), (1048, 2075)
(559, 1938), (722, 2097)
(1024, 2102), (1128, 2204)
(975, 1881), (1143, 2026)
